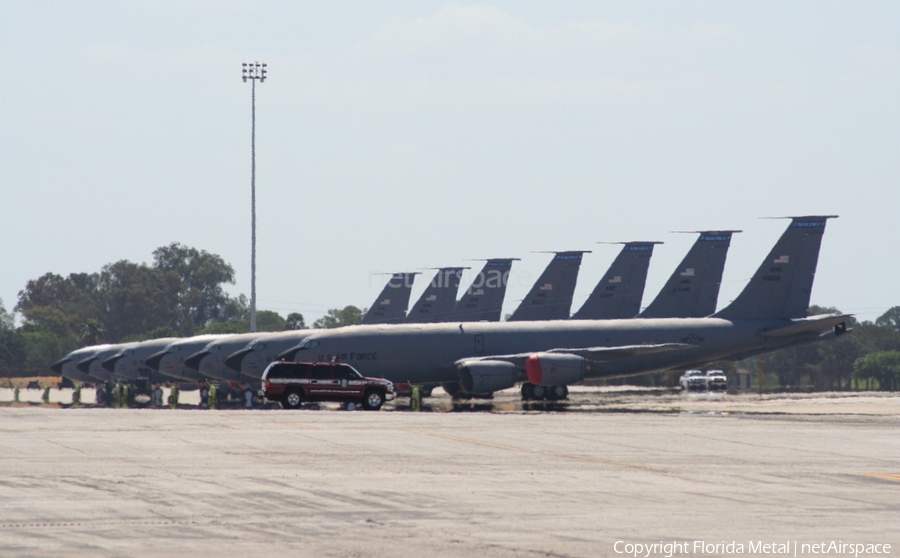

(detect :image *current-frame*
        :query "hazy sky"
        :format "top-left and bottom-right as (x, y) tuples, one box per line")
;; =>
(2, 1), (898, 325)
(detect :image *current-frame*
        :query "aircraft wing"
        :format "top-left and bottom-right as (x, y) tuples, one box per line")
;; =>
(464, 343), (694, 368)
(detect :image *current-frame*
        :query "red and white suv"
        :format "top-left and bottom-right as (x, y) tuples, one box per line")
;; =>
(262, 361), (395, 410)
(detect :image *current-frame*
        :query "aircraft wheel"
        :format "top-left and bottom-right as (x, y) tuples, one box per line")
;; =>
(548, 385), (568, 400)
(199, 386), (210, 408)
(531, 384), (547, 400)
(363, 389), (385, 411)
(282, 389), (303, 409)
(521, 383), (535, 401)
(243, 388), (255, 408)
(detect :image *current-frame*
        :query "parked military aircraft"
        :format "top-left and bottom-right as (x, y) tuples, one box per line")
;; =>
(52, 344), (117, 384)
(508, 251), (588, 322)
(227, 259), (519, 381)
(228, 267), (461, 379)
(571, 242), (660, 320)
(638, 231), (739, 319)
(275, 217), (848, 402)
(76, 344), (125, 384)
(445, 258), (517, 322)
(185, 332), (263, 383)
(361, 272), (418, 324)
(144, 334), (232, 382)
(405, 267), (466, 324)
(102, 338), (181, 382)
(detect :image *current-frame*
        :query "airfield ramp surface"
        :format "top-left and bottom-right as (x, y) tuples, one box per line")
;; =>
(0, 401), (898, 557)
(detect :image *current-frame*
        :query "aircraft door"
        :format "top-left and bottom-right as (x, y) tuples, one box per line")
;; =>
(474, 334), (484, 354)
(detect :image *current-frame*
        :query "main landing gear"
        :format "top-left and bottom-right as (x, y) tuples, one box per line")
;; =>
(521, 383), (568, 401)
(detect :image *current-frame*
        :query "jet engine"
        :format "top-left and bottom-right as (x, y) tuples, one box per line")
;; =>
(525, 353), (586, 386)
(456, 359), (519, 394)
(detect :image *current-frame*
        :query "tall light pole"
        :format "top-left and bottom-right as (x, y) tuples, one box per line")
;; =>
(242, 61), (266, 332)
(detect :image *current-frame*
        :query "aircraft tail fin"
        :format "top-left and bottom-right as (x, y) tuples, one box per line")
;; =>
(713, 216), (837, 321)
(509, 251), (589, 321)
(405, 267), (465, 323)
(447, 259), (517, 322)
(361, 272), (417, 324)
(571, 242), (660, 320)
(640, 231), (739, 318)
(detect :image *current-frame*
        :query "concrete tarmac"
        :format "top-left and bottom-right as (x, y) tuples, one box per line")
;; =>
(1, 395), (899, 557)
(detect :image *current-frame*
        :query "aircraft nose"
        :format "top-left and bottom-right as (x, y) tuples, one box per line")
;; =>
(145, 351), (167, 370)
(224, 348), (252, 372)
(76, 357), (97, 374)
(276, 346), (302, 361)
(184, 350), (209, 371)
(102, 355), (122, 372)
(51, 358), (69, 375)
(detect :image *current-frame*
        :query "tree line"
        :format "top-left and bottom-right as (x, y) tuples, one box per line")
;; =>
(0, 243), (317, 375)
(621, 305), (900, 391)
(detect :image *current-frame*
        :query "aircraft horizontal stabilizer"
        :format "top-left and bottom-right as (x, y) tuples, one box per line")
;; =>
(756, 314), (852, 339)
(723, 326), (850, 363)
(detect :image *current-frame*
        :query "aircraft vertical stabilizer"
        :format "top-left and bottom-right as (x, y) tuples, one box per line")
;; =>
(361, 273), (418, 324)
(508, 251), (589, 322)
(406, 267), (466, 323)
(639, 231), (739, 318)
(446, 259), (517, 323)
(713, 216), (837, 321)
(572, 242), (659, 320)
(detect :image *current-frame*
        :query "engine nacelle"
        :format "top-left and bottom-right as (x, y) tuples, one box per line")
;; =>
(456, 360), (519, 394)
(525, 353), (586, 386)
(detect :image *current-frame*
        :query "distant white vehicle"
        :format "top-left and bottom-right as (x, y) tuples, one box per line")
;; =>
(679, 370), (708, 391)
(705, 370), (728, 391)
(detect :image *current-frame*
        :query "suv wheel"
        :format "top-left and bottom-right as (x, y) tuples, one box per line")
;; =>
(282, 389), (303, 409)
(363, 389), (385, 411)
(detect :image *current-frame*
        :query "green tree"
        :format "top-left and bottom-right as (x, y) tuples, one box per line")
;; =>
(853, 351), (900, 391)
(15, 272), (103, 341)
(16, 244), (247, 344)
(0, 328), (26, 373)
(0, 297), (13, 330)
(17, 324), (73, 371)
(875, 306), (900, 332)
(81, 318), (105, 345)
(197, 322), (248, 335)
(285, 312), (306, 330)
(120, 327), (183, 343)
(313, 306), (364, 329)
(152, 243), (238, 334)
(255, 310), (286, 332)
(98, 260), (180, 341)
